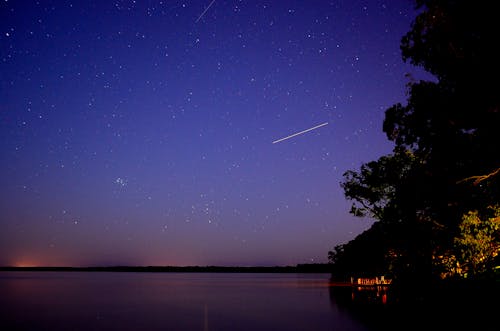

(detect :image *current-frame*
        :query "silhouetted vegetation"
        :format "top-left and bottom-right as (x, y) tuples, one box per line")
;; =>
(330, 0), (500, 294)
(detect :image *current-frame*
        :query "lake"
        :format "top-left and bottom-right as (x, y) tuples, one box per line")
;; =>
(0, 272), (371, 331)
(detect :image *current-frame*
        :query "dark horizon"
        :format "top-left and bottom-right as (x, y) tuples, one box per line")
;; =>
(0, 263), (333, 274)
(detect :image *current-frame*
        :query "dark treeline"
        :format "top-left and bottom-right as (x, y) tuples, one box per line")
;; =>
(0, 263), (332, 273)
(329, 0), (500, 302)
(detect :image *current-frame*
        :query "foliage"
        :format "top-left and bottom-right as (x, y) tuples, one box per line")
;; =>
(341, 152), (415, 219)
(330, 0), (500, 283)
(453, 206), (500, 278)
(328, 221), (396, 280)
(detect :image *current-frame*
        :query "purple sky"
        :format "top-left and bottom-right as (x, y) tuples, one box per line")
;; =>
(0, 0), (433, 267)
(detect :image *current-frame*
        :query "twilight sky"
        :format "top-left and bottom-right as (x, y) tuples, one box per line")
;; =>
(0, 0), (433, 267)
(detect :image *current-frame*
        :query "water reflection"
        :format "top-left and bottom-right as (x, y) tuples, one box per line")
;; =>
(328, 281), (391, 331)
(327, 277), (499, 331)
(0, 272), (372, 331)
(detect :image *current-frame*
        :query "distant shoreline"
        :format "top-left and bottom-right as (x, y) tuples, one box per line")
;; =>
(0, 264), (333, 273)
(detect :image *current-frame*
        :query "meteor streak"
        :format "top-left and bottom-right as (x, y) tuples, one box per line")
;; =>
(272, 122), (329, 144)
(196, 0), (216, 23)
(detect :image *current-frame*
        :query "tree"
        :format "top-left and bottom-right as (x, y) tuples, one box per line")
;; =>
(331, 0), (500, 283)
(328, 221), (397, 280)
(453, 206), (500, 278)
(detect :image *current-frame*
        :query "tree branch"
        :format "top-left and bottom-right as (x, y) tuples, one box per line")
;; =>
(457, 167), (500, 186)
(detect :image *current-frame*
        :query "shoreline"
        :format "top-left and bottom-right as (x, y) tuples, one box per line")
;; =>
(0, 264), (333, 273)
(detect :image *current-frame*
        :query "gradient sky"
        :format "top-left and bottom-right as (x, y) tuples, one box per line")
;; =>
(0, 0), (433, 267)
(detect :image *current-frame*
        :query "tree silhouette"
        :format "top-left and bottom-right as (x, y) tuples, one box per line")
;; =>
(331, 0), (500, 283)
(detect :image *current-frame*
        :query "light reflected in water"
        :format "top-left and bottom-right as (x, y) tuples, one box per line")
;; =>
(0, 272), (371, 331)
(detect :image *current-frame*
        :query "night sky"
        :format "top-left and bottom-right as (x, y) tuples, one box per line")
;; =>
(1, 0), (433, 267)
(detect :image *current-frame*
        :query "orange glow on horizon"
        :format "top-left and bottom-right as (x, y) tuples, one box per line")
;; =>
(13, 261), (39, 267)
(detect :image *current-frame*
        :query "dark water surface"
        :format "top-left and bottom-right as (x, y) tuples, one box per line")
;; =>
(0, 272), (369, 331)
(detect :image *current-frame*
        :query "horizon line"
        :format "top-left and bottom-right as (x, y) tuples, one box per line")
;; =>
(0, 264), (332, 271)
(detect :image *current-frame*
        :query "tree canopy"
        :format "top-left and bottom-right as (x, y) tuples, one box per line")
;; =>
(330, 0), (500, 283)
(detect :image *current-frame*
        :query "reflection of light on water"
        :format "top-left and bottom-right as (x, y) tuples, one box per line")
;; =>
(352, 285), (390, 304)
(204, 304), (209, 331)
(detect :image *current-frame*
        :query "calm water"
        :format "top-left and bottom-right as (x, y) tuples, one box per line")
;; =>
(0, 272), (370, 331)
